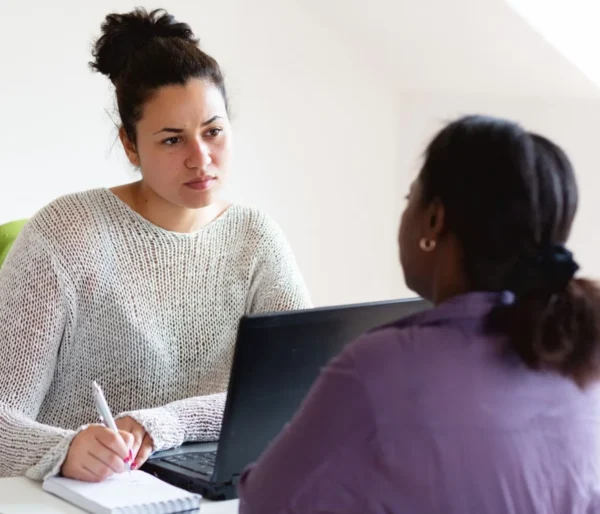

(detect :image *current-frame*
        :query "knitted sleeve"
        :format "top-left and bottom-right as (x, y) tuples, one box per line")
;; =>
(0, 221), (77, 480)
(247, 216), (312, 314)
(117, 392), (226, 451)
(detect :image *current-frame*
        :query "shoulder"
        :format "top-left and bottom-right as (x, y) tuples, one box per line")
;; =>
(0, 189), (114, 282)
(225, 204), (290, 250)
(337, 305), (441, 381)
(356, 304), (435, 351)
(31, 188), (108, 230)
(340, 298), (504, 395)
(343, 326), (414, 370)
(27, 188), (113, 253)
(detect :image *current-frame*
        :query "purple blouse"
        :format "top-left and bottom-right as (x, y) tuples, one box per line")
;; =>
(238, 292), (600, 513)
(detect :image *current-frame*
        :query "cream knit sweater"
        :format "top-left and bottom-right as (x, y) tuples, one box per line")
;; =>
(0, 188), (311, 480)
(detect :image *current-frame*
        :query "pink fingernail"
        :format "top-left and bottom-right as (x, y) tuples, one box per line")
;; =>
(132, 461), (138, 470)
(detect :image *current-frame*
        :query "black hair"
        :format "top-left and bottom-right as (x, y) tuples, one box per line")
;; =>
(90, 7), (228, 144)
(420, 115), (600, 387)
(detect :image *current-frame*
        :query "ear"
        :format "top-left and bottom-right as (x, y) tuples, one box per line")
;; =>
(119, 127), (140, 167)
(422, 198), (445, 241)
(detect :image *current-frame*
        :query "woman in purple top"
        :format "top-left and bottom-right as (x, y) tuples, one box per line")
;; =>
(238, 115), (600, 513)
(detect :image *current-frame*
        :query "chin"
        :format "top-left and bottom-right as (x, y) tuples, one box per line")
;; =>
(180, 190), (218, 209)
(402, 271), (424, 299)
(185, 198), (215, 209)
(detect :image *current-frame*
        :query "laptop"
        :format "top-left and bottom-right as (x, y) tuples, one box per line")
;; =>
(142, 297), (429, 500)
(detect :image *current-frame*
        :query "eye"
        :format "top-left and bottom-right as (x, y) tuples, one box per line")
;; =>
(162, 136), (182, 146)
(205, 127), (223, 138)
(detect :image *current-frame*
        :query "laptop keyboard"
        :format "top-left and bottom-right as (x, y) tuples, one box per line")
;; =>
(161, 451), (217, 477)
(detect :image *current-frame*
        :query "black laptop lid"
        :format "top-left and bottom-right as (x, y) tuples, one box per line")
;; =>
(213, 297), (429, 483)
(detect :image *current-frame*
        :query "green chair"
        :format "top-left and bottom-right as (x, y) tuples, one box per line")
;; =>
(0, 219), (28, 269)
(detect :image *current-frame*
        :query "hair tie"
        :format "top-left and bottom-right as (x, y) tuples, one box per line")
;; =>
(509, 245), (579, 295)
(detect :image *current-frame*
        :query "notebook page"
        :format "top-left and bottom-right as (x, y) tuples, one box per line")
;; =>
(43, 470), (201, 512)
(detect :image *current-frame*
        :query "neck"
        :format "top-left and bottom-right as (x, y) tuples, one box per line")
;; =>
(429, 235), (471, 305)
(112, 181), (228, 233)
(432, 283), (470, 305)
(431, 258), (470, 305)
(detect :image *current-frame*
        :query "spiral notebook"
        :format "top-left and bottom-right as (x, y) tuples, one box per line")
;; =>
(42, 470), (202, 513)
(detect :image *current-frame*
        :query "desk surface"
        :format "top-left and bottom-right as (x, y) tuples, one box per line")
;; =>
(0, 477), (239, 513)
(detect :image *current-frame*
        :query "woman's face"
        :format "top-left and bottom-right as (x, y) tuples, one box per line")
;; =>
(121, 78), (232, 209)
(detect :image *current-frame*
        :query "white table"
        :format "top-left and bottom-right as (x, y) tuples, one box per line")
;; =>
(0, 477), (239, 513)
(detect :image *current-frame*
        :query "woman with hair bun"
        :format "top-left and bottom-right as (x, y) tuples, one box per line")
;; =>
(0, 8), (310, 482)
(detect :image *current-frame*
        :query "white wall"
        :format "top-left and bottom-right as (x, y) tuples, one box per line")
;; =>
(1, 0), (599, 307)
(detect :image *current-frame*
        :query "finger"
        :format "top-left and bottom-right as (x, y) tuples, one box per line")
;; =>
(115, 417), (133, 432)
(80, 465), (105, 483)
(62, 459), (104, 482)
(114, 420), (136, 450)
(84, 451), (119, 480)
(95, 427), (130, 460)
(132, 434), (154, 469)
(128, 427), (146, 461)
(88, 442), (128, 475)
(118, 430), (135, 450)
(117, 418), (144, 443)
(114, 417), (145, 461)
(118, 430), (135, 464)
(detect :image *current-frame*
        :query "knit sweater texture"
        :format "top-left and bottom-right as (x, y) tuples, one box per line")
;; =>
(0, 188), (311, 480)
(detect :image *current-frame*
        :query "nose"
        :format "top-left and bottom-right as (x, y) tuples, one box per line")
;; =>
(185, 136), (212, 170)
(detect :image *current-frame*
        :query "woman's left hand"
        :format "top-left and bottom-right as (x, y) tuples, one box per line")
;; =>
(115, 416), (155, 470)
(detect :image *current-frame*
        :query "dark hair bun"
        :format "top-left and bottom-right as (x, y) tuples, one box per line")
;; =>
(90, 8), (198, 83)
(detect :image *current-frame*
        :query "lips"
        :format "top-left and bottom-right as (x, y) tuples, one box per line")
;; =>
(184, 176), (216, 191)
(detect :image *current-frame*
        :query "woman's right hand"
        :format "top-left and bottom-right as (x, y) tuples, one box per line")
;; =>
(61, 424), (134, 482)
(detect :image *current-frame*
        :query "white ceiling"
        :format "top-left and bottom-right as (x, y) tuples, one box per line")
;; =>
(299, 0), (600, 99)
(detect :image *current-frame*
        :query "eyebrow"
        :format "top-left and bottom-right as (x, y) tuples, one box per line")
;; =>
(153, 116), (224, 135)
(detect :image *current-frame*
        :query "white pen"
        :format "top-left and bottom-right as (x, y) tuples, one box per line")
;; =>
(92, 380), (132, 473)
